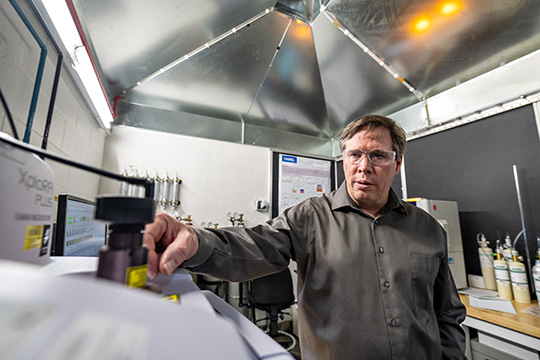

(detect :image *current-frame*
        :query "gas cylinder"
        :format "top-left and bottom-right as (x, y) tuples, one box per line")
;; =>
(493, 243), (513, 300)
(478, 234), (497, 290)
(509, 250), (531, 304)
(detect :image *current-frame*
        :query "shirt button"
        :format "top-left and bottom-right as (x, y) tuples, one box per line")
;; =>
(390, 319), (397, 327)
(379, 247), (385, 253)
(384, 281), (390, 288)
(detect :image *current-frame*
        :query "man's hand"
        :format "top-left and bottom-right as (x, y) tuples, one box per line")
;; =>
(143, 211), (199, 279)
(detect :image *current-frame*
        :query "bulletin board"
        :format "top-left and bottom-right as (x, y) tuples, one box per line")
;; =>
(272, 152), (336, 218)
(403, 105), (540, 276)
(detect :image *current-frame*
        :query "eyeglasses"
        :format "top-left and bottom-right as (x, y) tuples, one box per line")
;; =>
(342, 149), (396, 166)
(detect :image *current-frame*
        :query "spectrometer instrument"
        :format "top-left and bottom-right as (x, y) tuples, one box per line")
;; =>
(0, 132), (292, 359)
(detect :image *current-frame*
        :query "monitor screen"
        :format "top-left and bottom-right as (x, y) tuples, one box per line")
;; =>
(52, 194), (107, 256)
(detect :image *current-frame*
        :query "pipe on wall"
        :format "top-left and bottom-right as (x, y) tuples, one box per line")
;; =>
(27, 0), (64, 150)
(40, 51), (62, 150)
(0, 85), (19, 140)
(9, 0), (48, 144)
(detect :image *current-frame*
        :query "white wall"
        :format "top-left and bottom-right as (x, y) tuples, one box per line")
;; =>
(101, 126), (272, 227)
(0, 1), (107, 205)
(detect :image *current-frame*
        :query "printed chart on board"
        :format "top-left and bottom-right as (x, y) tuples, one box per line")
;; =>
(278, 154), (332, 215)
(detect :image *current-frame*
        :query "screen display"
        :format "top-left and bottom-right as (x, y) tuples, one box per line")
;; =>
(272, 152), (335, 218)
(53, 195), (106, 256)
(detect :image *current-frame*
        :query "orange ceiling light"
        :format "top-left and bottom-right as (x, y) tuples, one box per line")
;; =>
(438, 1), (463, 16)
(411, 15), (433, 33)
(292, 19), (312, 40)
(410, 1), (463, 35)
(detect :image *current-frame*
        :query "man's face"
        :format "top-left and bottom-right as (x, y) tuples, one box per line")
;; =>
(342, 127), (402, 217)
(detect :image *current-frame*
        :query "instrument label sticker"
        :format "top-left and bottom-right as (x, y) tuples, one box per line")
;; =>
(24, 225), (43, 250)
(125, 264), (148, 288)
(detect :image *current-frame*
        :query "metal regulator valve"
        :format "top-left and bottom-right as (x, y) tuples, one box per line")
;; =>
(227, 212), (245, 227)
(201, 222), (219, 229)
(175, 211), (193, 226)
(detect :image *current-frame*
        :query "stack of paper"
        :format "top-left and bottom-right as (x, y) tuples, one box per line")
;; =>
(458, 287), (516, 314)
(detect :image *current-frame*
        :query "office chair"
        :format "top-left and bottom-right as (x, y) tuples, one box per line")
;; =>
(248, 268), (297, 351)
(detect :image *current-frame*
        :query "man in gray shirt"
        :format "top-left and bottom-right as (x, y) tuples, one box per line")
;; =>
(143, 115), (467, 359)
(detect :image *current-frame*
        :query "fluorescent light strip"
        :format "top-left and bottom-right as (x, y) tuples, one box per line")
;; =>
(322, 9), (425, 101)
(73, 47), (113, 128)
(407, 92), (540, 140)
(42, 0), (113, 129)
(133, 7), (274, 89)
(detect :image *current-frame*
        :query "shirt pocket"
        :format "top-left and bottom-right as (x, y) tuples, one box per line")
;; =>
(409, 254), (440, 309)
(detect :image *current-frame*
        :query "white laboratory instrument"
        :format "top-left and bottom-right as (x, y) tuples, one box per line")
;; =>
(407, 198), (468, 289)
(0, 132), (54, 265)
(0, 133), (293, 360)
(1, 260), (293, 359)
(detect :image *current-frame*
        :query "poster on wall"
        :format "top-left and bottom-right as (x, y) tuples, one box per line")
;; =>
(277, 154), (333, 215)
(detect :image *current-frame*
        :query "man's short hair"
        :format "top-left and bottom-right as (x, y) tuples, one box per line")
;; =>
(339, 115), (406, 159)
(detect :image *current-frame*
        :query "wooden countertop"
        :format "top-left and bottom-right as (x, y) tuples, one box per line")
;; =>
(460, 294), (540, 338)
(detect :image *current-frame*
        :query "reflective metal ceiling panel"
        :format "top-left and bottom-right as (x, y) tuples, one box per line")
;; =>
(312, 13), (419, 133)
(243, 122), (334, 157)
(125, 11), (290, 125)
(327, 0), (540, 97)
(65, 0), (540, 156)
(276, 0), (332, 22)
(117, 102), (244, 144)
(245, 18), (331, 137)
(75, 0), (277, 95)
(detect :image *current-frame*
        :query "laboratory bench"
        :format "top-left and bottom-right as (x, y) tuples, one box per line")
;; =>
(459, 294), (540, 360)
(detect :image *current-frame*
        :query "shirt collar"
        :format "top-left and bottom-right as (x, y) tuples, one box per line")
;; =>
(332, 181), (407, 215)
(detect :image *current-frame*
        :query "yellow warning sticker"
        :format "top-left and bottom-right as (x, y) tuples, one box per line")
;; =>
(162, 294), (181, 303)
(125, 264), (148, 288)
(24, 225), (44, 250)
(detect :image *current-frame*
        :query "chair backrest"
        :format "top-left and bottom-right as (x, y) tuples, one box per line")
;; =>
(249, 268), (295, 311)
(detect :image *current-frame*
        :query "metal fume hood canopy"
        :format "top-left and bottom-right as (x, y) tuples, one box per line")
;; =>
(69, 0), (540, 156)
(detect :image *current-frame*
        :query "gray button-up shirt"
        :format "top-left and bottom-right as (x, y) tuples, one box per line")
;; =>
(185, 183), (466, 359)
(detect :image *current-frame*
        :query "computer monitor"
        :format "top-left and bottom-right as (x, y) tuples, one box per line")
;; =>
(52, 194), (107, 256)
